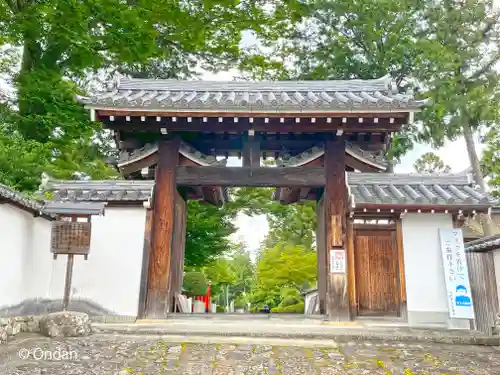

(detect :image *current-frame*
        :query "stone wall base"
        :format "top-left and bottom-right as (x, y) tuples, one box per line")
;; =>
(0, 298), (114, 317)
(0, 316), (41, 344)
(408, 311), (471, 330)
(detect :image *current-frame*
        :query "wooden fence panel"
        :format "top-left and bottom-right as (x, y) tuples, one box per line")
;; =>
(466, 251), (498, 334)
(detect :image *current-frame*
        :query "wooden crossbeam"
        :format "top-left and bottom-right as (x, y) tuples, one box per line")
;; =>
(175, 166), (325, 187)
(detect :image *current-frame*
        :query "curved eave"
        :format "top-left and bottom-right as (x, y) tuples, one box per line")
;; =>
(345, 144), (386, 171)
(117, 141), (227, 174)
(278, 143), (386, 170)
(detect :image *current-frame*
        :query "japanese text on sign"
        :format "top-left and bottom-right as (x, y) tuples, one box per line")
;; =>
(330, 250), (346, 274)
(438, 228), (474, 320)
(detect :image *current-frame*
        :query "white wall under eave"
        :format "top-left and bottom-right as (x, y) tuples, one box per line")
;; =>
(0, 204), (33, 309)
(28, 206), (147, 316)
(402, 213), (469, 329)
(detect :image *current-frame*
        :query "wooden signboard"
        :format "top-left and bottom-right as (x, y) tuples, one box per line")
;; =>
(51, 221), (91, 256)
(330, 249), (346, 274)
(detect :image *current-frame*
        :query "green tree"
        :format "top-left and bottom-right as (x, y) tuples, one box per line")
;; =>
(1, 0), (284, 128)
(251, 244), (317, 308)
(185, 201), (236, 268)
(415, 0), (499, 235)
(201, 242), (255, 308)
(182, 272), (208, 297)
(228, 245), (254, 296)
(0, 131), (51, 191)
(229, 187), (317, 249)
(413, 152), (451, 174)
(482, 124), (500, 198)
(264, 202), (316, 249)
(202, 257), (236, 309)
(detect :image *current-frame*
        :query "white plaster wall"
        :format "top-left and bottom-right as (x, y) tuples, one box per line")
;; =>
(27, 206), (147, 316)
(402, 213), (469, 329)
(25, 216), (53, 300)
(0, 204), (33, 308)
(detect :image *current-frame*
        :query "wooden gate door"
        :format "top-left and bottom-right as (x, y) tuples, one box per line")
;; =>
(354, 228), (399, 316)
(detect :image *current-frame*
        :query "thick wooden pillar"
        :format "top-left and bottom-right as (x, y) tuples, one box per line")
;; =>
(137, 208), (153, 318)
(316, 195), (327, 314)
(168, 190), (187, 311)
(324, 138), (349, 320)
(346, 218), (356, 319)
(145, 137), (180, 318)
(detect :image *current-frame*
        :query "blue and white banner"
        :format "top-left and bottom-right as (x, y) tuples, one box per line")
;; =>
(439, 228), (475, 319)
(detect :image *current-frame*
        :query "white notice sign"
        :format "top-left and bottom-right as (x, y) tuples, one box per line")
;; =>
(330, 250), (346, 274)
(438, 228), (474, 319)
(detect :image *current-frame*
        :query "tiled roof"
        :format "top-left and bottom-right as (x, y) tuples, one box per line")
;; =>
(39, 173), (496, 209)
(465, 234), (500, 252)
(39, 180), (154, 202)
(39, 179), (230, 204)
(80, 76), (429, 113)
(43, 202), (106, 216)
(0, 183), (52, 218)
(118, 140), (226, 170)
(348, 173), (495, 208)
(277, 142), (386, 169)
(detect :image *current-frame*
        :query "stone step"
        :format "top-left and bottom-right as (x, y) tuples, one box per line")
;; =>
(92, 321), (500, 346)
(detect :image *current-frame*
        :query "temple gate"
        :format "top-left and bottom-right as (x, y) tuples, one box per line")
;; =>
(80, 76), (432, 319)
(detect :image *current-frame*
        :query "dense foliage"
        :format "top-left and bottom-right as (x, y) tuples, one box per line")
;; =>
(229, 187), (317, 249)
(250, 244), (317, 309)
(0, 0), (301, 263)
(413, 152), (451, 174)
(482, 124), (500, 198)
(202, 245), (254, 308)
(185, 201), (236, 268)
(182, 272), (208, 297)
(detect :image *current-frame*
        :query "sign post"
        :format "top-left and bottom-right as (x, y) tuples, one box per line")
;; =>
(45, 202), (106, 312)
(439, 228), (475, 320)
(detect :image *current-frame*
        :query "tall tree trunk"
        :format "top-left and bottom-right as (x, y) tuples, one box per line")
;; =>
(386, 158), (394, 173)
(462, 121), (496, 236)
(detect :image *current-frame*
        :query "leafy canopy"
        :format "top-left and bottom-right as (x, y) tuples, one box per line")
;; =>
(1, 0), (302, 264)
(229, 186), (317, 249)
(251, 244), (317, 308)
(184, 201), (236, 268)
(244, 0), (500, 162)
(201, 244), (254, 301)
(481, 124), (500, 198)
(182, 271), (208, 297)
(413, 152), (451, 174)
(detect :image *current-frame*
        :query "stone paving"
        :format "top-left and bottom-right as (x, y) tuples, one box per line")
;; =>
(0, 333), (499, 374)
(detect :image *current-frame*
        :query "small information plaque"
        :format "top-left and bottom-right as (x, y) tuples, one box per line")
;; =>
(330, 249), (346, 274)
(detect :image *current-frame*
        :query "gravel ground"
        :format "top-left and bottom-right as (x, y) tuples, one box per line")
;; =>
(0, 333), (499, 374)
